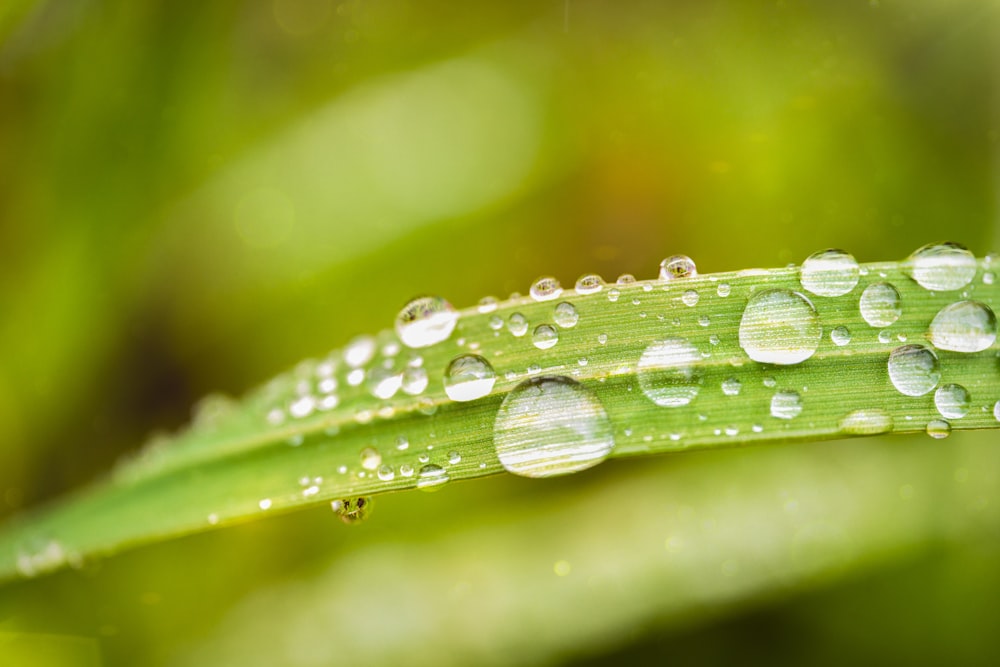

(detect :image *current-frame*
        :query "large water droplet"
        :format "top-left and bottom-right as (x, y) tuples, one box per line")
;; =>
(443, 354), (496, 402)
(331, 497), (372, 524)
(738, 289), (821, 365)
(532, 324), (559, 350)
(928, 300), (997, 353)
(493, 376), (614, 478)
(839, 409), (893, 435)
(887, 344), (940, 397)
(530, 276), (563, 302)
(905, 242), (977, 292)
(659, 255), (697, 281)
(395, 296), (458, 349)
(934, 383), (970, 419)
(799, 248), (860, 297)
(770, 390), (803, 420)
(575, 274), (605, 294)
(344, 335), (376, 367)
(637, 338), (703, 407)
(554, 302), (579, 328)
(859, 282), (901, 328)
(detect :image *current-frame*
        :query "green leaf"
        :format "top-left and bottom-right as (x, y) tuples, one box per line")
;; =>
(1, 248), (997, 582)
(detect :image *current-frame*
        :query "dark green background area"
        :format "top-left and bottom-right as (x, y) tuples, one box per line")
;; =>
(0, 1), (997, 665)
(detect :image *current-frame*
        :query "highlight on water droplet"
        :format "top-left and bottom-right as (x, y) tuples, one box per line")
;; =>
(905, 242), (977, 292)
(395, 296), (458, 349)
(443, 354), (496, 402)
(738, 289), (821, 365)
(575, 274), (605, 294)
(637, 338), (703, 407)
(934, 383), (970, 419)
(770, 390), (802, 420)
(659, 255), (697, 281)
(331, 497), (372, 524)
(493, 376), (614, 478)
(344, 335), (376, 367)
(839, 409), (893, 435)
(532, 324), (559, 350)
(530, 276), (563, 302)
(360, 446), (382, 471)
(927, 300), (997, 353)
(553, 302), (579, 328)
(887, 344), (940, 397)
(859, 282), (902, 328)
(416, 464), (450, 491)
(799, 248), (860, 297)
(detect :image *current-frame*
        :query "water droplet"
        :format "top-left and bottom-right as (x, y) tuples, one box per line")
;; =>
(770, 390), (802, 420)
(343, 335), (376, 367)
(616, 274), (636, 285)
(331, 497), (371, 524)
(367, 367), (402, 400)
(493, 376), (614, 478)
(443, 354), (496, 402)
(993, 400), (1000, 422)
(448, 451), (461, 464)
(377, 465), (395, 481)
(928, 300), (997, 353)
(530, 276), (563, 302)
(532, 324), (559, 350)
(597, 333), (608, 345)
(681, 290), (699, 307)
(360, 447), (382, 471)
(859, 282), (902, 328)
(607, 288), (620, 303)
(717, 283), (731, 297)
(878, 330), (892, 344)
(888, 344), (940, 397)
(906, 242), (977, 291)
(289, 395), (316, 419)
(839, 409), (893, 435)
(477, 296), (498, 313)
(830, 326), (852, 346)
(507, 312), (528, 337)
(401, 366), (429, 395)
(575, 273), (605, 294)
(395, 296), (458, 349)
(554, 302), (579, 328)
(984, 272), (995, 286)
(799, 248), (860, 297)
(399, 463), (414, 477)
(721, 377), (742, 396)
(416, 464), (449, 491)
(925, 419), (951, 439)
(637, 338), (703, 407)
(659, 255), (697, 280)
(738, 289), (821, 365)
(395, 436), (409, 451)
(934, 383), (970, 419)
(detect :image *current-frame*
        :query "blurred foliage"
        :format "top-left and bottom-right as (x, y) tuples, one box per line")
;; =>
(0, 0), (997, 665)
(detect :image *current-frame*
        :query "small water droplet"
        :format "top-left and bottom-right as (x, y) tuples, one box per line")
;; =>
(721, 377), (742, 396)
(928, 300), (997, 353)
(448, 451), (461, 464)
(331, 497), (372, 524)
(554, 302), (579, 328)
(681, 290), (699, 307)
(637, 338), (703, 407)
(839, 409), (893, 434)
(859, 282), (902, 328)
(830, 326), (852, 346)
(367, 367), (402, 400)
(934, 383), (970, 419)
(377, 465), (395, 481)
(443, 354), (496, 401)
(477, 296), (498, 313)
(344, 335), (376, 367)
(984, 271), (995, 286)
(531, 324), (560, 350)
(616, 274), (636, 285)
(360, 447), (382, 471)
(763, 376), (776, 388)
(993, 400), (1000, 422)
(698, 315), (710, 327)
(493, 376), (614, 478)
(399, 463), (414, 477)
(530, 276), (563, 302)
(289, 395), (316, 419)
(597, 333), (608, 345)
(401, 366), (429, 395)
(395, 296), (458, 349)
(906, 242), (977, 291)
(888, 344), (940, 397)
(738, 289), (821, 365)
(925, 419), (951, 439)
(717, 283), (731, 297)
(396, 436), (409, 451)
(878, 330), (892, 344)
(507, 312), (528, 337)
(607, 288), (620, 303)
(659, 255), (697, 280)
(575, 273), (605, 294)
(416, 464), (449, 491)
(799, 248), (860, 297)
(770, 390), (802, 420)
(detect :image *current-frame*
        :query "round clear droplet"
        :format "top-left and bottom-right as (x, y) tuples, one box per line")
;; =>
(839, 409), (893, 435)
(888, 344), (940, 397)
(925, 419), (951, 439)
(905, 242), (977, 292)
(395, 296), (458, 349)
(659, 255), (697, 281)
(721, 377), (742, 396)
(637, 338), (703, 407)
(443, 354), (496, 402)
(770, 390), (803, 420)
(553, 302), (579, 328)
(928, 300), (997, 353)
(934, 383), (970, 419)
(416, 464), (450, 491)
(681, 290), (699, 307)
(532, 324), (559, 350)
(799, 248), (860, 297)
(830, 326), (852, 346)
(360, 447), (382, 471)
(530, 276), (563, 302)
(507, 312), (528, 337)
(859, 282), (902, 328)
(738, 289), (821, 365)
(493, 376), (614, 478)
(575, 274), (605, 294)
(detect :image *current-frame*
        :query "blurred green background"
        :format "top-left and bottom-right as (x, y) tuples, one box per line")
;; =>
(0, 0), (998, 665)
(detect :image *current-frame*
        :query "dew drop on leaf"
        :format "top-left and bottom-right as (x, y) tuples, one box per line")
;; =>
(925, 419), (952, 439)
(799, 248), (860, 297)
(575, 273), (605, 294)
(532, 324), (559, 350)
(859, 282), (902, 328)
(553, 301), (579, 328)
(659, 255), (697, 281)
(331, 497), (372, 524)
(927, 300), (997, 353)
(887, 344), (940, 397)
(637, 338), (703, 408)
(443, 354), (496, 402)
(770, 390), (803, 420)
(395, 296), (458, 349)
(934, 383), (970, 419)
(530, 276), (563, 302)
(905, 242), (977, 292)
(738, 289), (821, 365)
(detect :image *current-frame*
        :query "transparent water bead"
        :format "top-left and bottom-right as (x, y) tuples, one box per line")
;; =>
(532, 324), (559, 350)
(859, 282), (902, 328)
(993, 400), (1000, 422)
(770, 390), (803, 420)
(575, 274), (605, 294)
(681, 290), (699, 307)
(343, 335), (376, 367)
(659, 255), (697, 281)
(799, 248), (860, 297)
(830, 326), (852, 346)
(331, 497), (371, 524)
(395, 296), (458, 349)
(839, 409), (893, 435)
(887, 344), (940, 397)
(637, 338), (703, 407)
(416, 464), (450, 491)
(934, 383), (970, 419)
(367, 367), (402, 400)
(925, 419), (951, 439)
(360, 446), (382, 471)
(721, 377), (742, 396)
(493, 376), (615, 478)
(928, 300), (997, 353)
(530, 276), (563, 302)
(905, 242), (977, 292)
(443, 354), (496, 402)
(738, 289), (821, 365)
(554, 302), (579, 328)
(507, 312), (528, 337)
